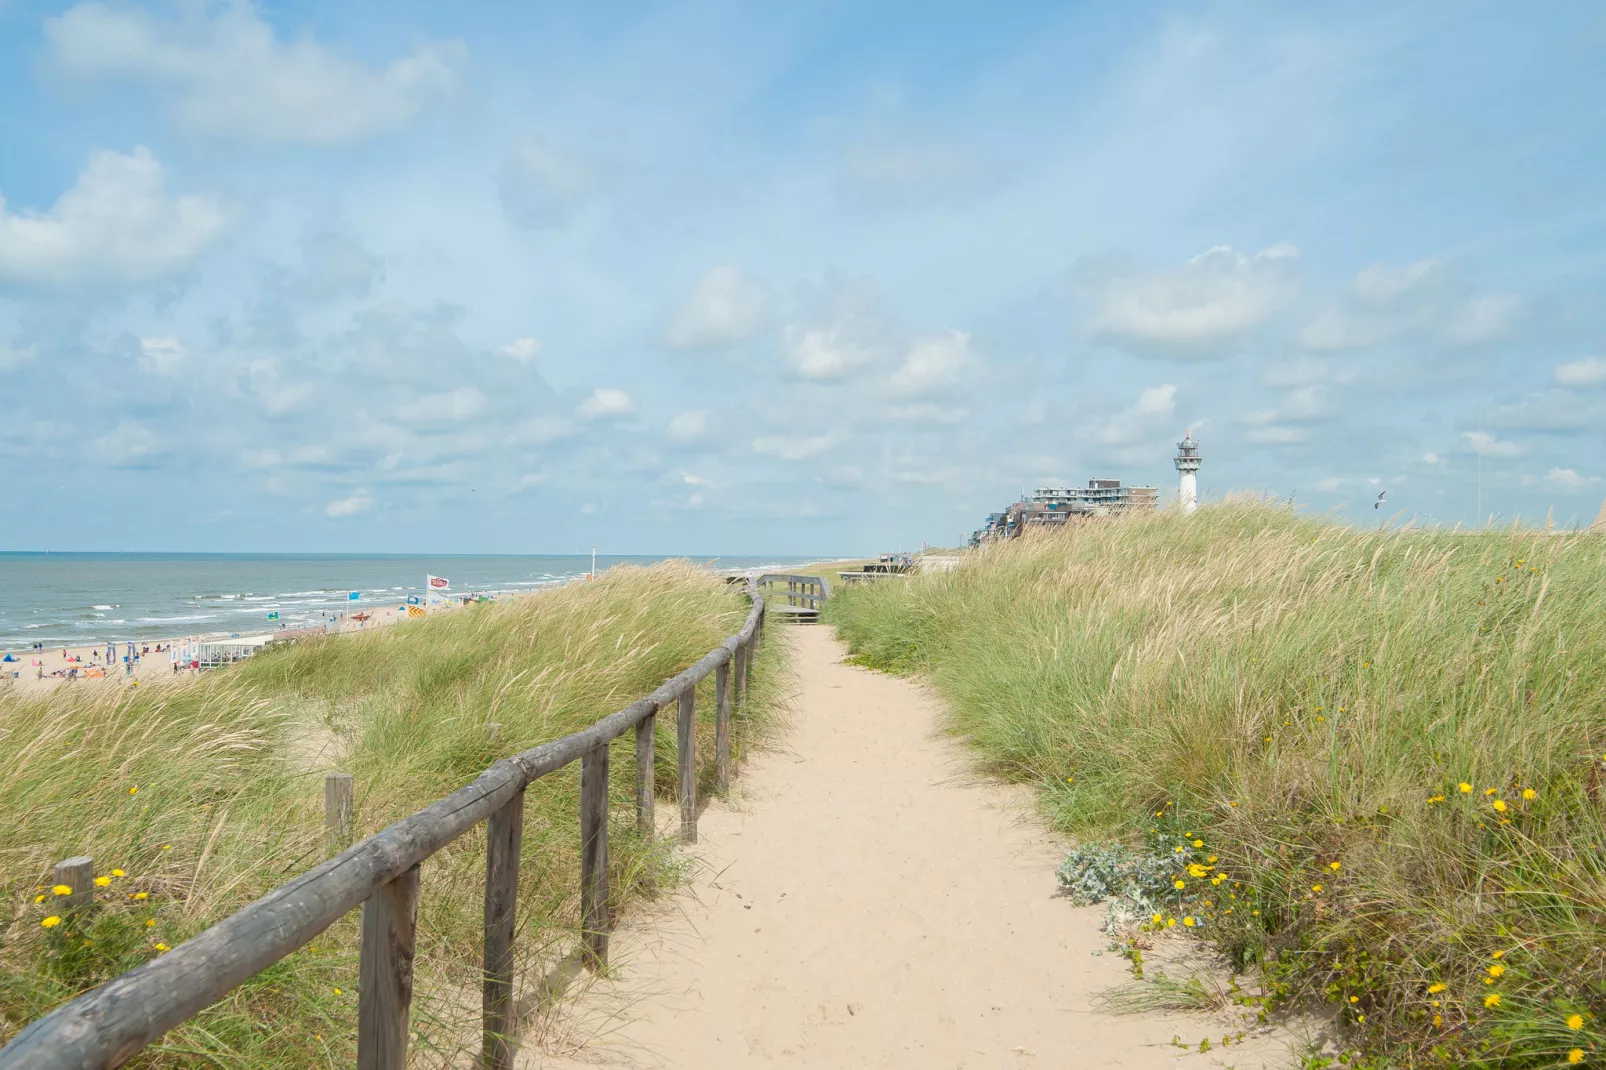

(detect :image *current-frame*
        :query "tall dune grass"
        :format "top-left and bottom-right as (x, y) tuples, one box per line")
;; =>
(0, 562), (779, 1067)
(828, 504), (1605, 1067)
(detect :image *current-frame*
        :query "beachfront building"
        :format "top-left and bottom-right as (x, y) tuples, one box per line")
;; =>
(970, 478), (1159, 544)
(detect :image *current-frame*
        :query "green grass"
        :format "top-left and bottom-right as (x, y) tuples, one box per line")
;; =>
(0, 561), (781, 1067)
(826, 503), (1606, 1068)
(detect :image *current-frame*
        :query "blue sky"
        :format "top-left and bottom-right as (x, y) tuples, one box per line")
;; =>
(1, 1), (1603, 554)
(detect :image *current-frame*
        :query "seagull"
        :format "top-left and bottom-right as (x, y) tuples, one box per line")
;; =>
(1375, 490), (1387, 509)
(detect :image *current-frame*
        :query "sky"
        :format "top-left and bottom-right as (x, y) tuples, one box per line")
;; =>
(1, 1), (1603, 555)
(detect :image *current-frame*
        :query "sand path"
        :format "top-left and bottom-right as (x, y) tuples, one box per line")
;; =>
(528, 626), (1295, 1069)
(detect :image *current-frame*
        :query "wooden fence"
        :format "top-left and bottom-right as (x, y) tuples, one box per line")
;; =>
(0, 596), (767, 1070)
(752, 573), (830, 622)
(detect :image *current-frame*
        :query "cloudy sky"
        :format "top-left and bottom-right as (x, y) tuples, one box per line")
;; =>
(1, 2), (1603, 554)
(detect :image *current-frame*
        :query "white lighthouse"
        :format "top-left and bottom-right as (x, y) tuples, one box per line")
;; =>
(1174, 431), (1201, 514)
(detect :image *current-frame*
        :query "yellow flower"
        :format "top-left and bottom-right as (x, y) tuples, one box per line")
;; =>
(145, 919), (155, 927)
(1491, 950), (1505, 959)
(1568, 1050), (1583, 1064)
(1151, 913), (1163, 924)
(41, 916), (61, 928)
(1485, 993), (1500, 1008)
(1522, 788), (1536, 800)
(133, 892), (148, 900)
(1459, 782), (1473, 794)
(333, 987), (343, 995)
(1192, 839), (1204, 848)
(94, 876), (111, 887)
(1568, 1014), (1584, 1031)
(1349, 995), (1359, 1003)
(1492, 799), (1507, 813)
(1207, 855), (1217, 863)
(1488, 964), (1505, 979)
(1432, 1014), (1443, 1028)
(110, 869), (125, 878)
(1187, 863), (1209, 878)
(1183, 916), (1196, 927)
(1329, 861), (1341, 872)
(1174, 879), (1186, 890)
(154, 943), (169, 952)
(1428, 983), (1446, 994)
(128, 786), (138, 795)
(1174, 846), (1186, 854)
(160, 844), (171, 851)
(1312, 883), (1323, 893)
(1484, 787), (1497, 796)
(33, 894), (44, 903)
(1166, 918), (1176, 927)
(51, 884), (72, 896)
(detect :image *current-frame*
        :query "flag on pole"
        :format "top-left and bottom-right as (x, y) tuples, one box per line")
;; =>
(427, 575), (450, 590)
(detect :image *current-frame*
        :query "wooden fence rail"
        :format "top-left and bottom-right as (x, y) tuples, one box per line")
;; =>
(0, 596), (767, 1070)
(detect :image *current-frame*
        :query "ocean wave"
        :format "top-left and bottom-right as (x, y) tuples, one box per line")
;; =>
(93, 604), (117, 610)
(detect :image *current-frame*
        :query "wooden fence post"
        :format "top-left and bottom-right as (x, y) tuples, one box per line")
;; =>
(53, 857), (93, 912)
(325, 772), (354, 850)
(635, 712), (655, 838)
(677, 687), (697, 843)
(715, 660), (731, 793)
(579, 744), (610, 969)
(734, 640), (748, 711)
(482, 788), (524, 1070)
(358, 863), (420, 1070)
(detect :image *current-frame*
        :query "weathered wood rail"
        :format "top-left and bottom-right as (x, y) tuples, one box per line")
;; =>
(0, 595), (767, 1070)
(753, 573), (830, 622)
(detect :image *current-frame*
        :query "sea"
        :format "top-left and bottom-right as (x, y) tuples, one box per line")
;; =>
(0, 553), (820, 651)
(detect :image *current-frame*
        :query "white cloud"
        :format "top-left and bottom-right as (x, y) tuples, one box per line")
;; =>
(499, 136), (602, 227)
(1422, 452), (1442, 465)
(91, 418), (158, 461)
(241, 449), (281, 470)
(1544, 467), (1597, 489)
(501, 337), (541, 363)
(579, 502), (597, 515)
(1461, 431), (1527, 458)
(397, 387), (487, 423)
(665, 266), (769, 350)
(1302, 258), (1517, 351)
(45, 3), (461, 144)
(785, 324), (874, 380)
(138, 336), (185, 375)
(244, 360), (314, 416)
(888, 403), (968, 426)
(753, 433), (836, 460)
(510, 414), (576, 445)
(0, 341), (37, 371)
(0, 147), (228, 285)
(1092, 384), (1178, 447)
(681, 471), (714, 487)
(1556, 357), (1606, 387)
(1238, 385), (1335, 444)
(514, 472), (548, 490)
(888, 329), (970, 395)
(578, 388), (634, 420)
(666, 410), (710, 443)
(1080, 243), (1298, 353)
(326, 491), (375, 517)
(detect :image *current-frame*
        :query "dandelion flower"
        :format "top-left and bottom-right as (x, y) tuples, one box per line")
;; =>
(1428, 983), (1446, 994)
(93, 876), (111, 887)
(1484, 787), (1498, 796)
(145, 919), (155, 927)
(1174, 846), (1186, 854)
(333, 987), (343, 995)
(1183, 916), (1196, 927)
(1522, 788), (1537, 801)
(1357, 1014), (1365, 1023)
(1485, 993), (1500, 1008)
(128, 786), (138, 795)
(111, 869), (125, 878)
(51, 885), (72, 896)
(1568, 1014), (1584, 1031)
(1349, 995), (1359, 1003)
(1329, 861), (1341, 872)
(133, 891), (148, 900)
(1568, 1051), (1583, 1064)
(1459, 783), (1473, 794)
(33, 894), (45, 903)
(154, 943), (169, 952)
(1152, 913), (1163, 924)
(41, 916), (61, 929)
(1174, 879), (1186, 890)
(160, 844), (171, 851)
(1312, 883), (1323, 893)
(1207, 855), (1217, 863)
(1166, 918), (1176, 927)
(1491, 950), (1505, 959)
(1488, 964), (1505, 978)
(1432, 1015), (1442, 1028)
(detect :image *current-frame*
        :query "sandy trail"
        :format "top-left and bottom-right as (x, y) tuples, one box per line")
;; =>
(528, 626), (1295, 1069)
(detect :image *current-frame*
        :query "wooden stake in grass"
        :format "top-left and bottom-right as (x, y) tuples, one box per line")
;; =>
(358, 863), (419, 1070)
(325, 772), (354, 851)
(53, 856), (93, 912)
(635, 710), (655, 838)
(677, 687), (697, 843)
(580, 743), (610, 969)
(715, 658), (731, 793)
(483, 788), (523, 1070)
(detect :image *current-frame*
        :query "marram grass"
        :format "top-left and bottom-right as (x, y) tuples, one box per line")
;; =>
(827, 503), (1606, 1068)
(0, 562), (779, 1067)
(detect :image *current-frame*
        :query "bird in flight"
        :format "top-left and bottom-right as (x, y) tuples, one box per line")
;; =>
(1375, 491), (1387, 509)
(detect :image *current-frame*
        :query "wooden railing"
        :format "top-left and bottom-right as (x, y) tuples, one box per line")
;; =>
(754, 573), (830, 615)
(0, 596), (766, 1070)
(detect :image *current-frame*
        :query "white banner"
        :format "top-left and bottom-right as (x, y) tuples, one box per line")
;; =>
(427, 575), (450, 590)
